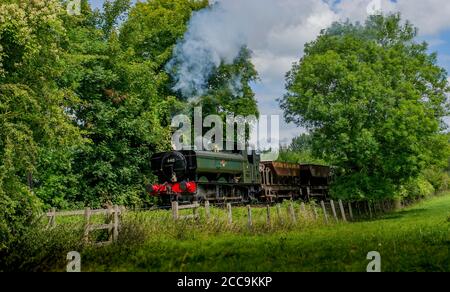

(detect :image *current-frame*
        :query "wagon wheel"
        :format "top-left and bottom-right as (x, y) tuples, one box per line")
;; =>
(259, 163), (265, 172)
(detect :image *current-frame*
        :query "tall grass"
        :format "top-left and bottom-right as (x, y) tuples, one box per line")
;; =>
(81, 194), (450, 272)
(0, 221), (83, 272)
(2, 194), (449, 272)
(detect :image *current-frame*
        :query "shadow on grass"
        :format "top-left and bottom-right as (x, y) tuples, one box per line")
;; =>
(381, 208), (429, 220)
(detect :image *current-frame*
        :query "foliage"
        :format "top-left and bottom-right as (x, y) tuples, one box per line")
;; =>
(0, 0), (84, 248)
(279, 14), (450, 200)
(192, 47), (260, 119)
(57, 0), (216, 208)
(422, 166), (450, 193)
(277, 134), (327, 164)
(0, 222), (83, 272)
(398, 176), (435, 200)
(0, 0), (261, 230)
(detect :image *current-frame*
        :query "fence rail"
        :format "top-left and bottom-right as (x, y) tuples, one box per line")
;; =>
(169, 198), (393, 226)
(46, 205), (124, 246)
(45, 198), (399, 246)
(171, 201), (200, 220)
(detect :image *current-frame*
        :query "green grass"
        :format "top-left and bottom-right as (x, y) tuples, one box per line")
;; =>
(79, 194), (450, 272)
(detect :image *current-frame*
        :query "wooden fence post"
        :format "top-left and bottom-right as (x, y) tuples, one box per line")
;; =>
(193, 202), (199, 219)
(300, 202), (306, 219)
(113, 205), (120, 242)
(330, 200), (338, 222)
(348, 202), (354, 221)
(172, 201), (179, 220)
(227, 203), (232, 225)
(46, 210), (51, 229)
(205, 201), (210, 221)
(368, 201), (373, 219)
(52, 207), (57, 227)
(47, 208), (57, 229)
(320, 201), (329, 224)
(247, 205), (253, 228)
(338, 200), (347, 222)
(289, 201), (296, 222)
(107, 205), (113, 241)
(266, 205), (271, 226)
(276, 204), (282, 223)
(312, 202), (318, 220)
(83, 207), (91, 244)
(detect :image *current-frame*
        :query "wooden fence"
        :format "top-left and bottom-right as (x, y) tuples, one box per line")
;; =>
(171, 198), (396, 227)
(46, 206), (125, 246)
(45, 198), (396, 246)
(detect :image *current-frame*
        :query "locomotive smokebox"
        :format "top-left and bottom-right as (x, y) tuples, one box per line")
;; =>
(151, 151), (197, 183)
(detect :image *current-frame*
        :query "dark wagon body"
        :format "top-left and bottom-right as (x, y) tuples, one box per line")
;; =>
(259, 162), (331, 202)
(299, 164), (331, 199)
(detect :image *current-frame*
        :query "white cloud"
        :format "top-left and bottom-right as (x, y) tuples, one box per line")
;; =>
(252, 53), (296, 85)
(335, 0), (450, 36)
(426, 38), (447, 47)
(335, 0), (396, 23)
(395, 0), (450, 35)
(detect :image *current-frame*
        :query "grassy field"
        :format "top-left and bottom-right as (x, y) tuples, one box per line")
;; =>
(78, 194), (450, 272)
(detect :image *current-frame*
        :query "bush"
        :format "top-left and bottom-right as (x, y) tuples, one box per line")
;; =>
(399, 176), (435, 200)
(0, 186), (42, 254)
(277, 149), (327, 164)
(422, 167), (450, 193)
(0, 222), (83, 272)
(330, 172), (395, 201)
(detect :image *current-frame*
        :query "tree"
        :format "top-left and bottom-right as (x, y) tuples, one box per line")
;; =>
(121, 0), (259, 145)
(0, 0), (84, 246)
(119, 0), (208, 69)
(277, 134), (327, 165)
(194, 47), (260, 119)
(290, 134), (313, 153)
(58, 0), (212, 207)
(279, 14), (449, 200)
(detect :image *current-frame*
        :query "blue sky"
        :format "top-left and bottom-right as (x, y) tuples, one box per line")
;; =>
(88, 0), (450, 144)
(89, 0), (111, 10)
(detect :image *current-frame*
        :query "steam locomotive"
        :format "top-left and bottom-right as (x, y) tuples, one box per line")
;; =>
(148, 148), (331, 204)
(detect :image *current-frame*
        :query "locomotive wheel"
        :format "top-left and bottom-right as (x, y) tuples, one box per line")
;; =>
(193, 194), (206, 204)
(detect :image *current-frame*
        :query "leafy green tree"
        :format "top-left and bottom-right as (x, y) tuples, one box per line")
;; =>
(57, 1), (156, 207)
(194, 47), (260, 119)
(279, 14), (449, 200)
(0, 0), (84, 247)
(290, 134), (313, 153)
(120, 0), (208, 62)
(58, 0), (213, 207)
